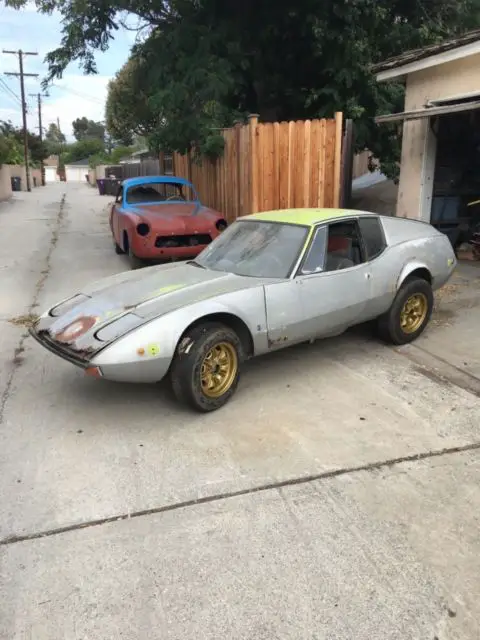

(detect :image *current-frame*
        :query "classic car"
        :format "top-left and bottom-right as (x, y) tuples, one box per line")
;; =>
(109, 175), (228, 269)
(30, 208), (456, 412)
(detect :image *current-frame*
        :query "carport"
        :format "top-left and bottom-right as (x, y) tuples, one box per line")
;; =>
(373, 29), (480, 248)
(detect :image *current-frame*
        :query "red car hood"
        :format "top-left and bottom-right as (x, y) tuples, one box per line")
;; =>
(127, 203), (222, 233)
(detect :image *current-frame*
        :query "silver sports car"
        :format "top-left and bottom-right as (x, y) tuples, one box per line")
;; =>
(30, 208), (456, 412)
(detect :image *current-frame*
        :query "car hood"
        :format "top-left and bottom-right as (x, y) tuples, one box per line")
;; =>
(41, 263), (272, 347)
(129, 203), (220, 220)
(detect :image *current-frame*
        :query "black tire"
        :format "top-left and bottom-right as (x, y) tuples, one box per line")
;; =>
(114, 242), (125, 255)
(128, 246), (144, 270)
(377, 277), (433, 345)
(170, 322), (244, 412)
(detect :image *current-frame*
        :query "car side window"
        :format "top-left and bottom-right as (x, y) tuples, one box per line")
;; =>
(299, 227), (327, 274)
(325, 220), (365, 272)
(358, 216), (386, 261)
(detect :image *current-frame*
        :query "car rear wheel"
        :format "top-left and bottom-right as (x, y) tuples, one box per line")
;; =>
(378, 277), (433, 345)
(170, 322), (244, 412)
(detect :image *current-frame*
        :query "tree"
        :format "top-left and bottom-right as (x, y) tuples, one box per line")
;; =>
(62, 138), (105, 163)
(45, 122), (66, 155)
(72, 117), (105, 142)
(0, 120), (48, 166)
(5, 0), (480, 175)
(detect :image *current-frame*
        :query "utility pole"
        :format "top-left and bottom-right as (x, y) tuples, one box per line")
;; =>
(3, 49), (38, 192)
(29, 92), (46, 186)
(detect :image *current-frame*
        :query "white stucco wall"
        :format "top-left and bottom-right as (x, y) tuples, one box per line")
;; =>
(397, 54), (480, 221)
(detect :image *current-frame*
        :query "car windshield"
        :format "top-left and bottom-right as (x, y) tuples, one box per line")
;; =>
(195, 220), (308, 278)
(125, 182), (195, 204)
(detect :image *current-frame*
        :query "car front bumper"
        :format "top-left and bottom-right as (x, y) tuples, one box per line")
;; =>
(29, 325), (172, 384)
(29, 325), (92, 369)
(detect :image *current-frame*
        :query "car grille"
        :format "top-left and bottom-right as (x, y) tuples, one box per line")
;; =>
(155, 234), (212, 248)
(30, 328), (92, 368)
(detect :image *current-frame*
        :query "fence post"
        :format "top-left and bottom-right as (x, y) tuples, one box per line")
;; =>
(333, 112), (343, 208)
(340, 119), (354, 209)
(249, 114), (259, 213)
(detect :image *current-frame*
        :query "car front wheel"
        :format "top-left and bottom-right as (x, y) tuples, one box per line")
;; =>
(170, 322), (244, 412)
(378, 277), (433, 345)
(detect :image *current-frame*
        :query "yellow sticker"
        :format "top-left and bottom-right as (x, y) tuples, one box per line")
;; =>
(147, 343), (160, 356)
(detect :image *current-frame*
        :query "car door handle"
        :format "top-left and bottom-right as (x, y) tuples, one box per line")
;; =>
(366, 273), (371, 279)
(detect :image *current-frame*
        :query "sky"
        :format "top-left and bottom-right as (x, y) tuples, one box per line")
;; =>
(0, 1), (136, 140)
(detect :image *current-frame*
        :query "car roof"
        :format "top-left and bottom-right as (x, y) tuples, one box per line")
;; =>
(122, 175), (194, 189)
(245, 208), (376, 226)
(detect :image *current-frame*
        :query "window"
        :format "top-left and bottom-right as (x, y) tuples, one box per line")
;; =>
(358, 216), (386, 260)
(325, 220), (364, 272)
(300, 227), (327, 274)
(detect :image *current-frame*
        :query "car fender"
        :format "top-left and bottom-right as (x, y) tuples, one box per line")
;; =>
(93, 290), (266, 370)
(396, 259), (431, 290)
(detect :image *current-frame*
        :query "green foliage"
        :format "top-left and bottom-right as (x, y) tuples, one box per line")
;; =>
(72, 117), (105, 142)
(0, 120), (48, 165)
(62, 138), (105, 163)
(6, 0), (480, 175)
(45, 122), (66, 155)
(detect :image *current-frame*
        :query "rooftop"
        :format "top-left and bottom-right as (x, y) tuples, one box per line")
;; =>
(372, 29), (480, 78)
(247, 209), (374, 226)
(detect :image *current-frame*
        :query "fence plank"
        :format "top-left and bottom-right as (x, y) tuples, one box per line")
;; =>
(303, 119), (311, 207)
(170, 113), (341, 220)
(324, 120), (336, 208)
(278, 122), (290, 209)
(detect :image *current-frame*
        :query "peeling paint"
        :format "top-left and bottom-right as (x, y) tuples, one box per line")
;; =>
(178, 337), (194, 355)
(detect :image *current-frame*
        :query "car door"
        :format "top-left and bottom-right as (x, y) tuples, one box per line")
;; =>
(294, 220), (372, 338)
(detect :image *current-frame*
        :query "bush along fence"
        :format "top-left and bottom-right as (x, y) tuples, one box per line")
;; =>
(173, 113), (343, 223)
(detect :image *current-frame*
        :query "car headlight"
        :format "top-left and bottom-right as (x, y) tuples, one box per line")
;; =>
(49, 294), (90, 317)
(136, 222), (150, 236)
(216, 219), (227, 232)
(94, 313), (142, 342)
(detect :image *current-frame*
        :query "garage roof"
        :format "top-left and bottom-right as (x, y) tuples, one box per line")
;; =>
(373, 29), (480, 82)
(375, 98), (480, 124)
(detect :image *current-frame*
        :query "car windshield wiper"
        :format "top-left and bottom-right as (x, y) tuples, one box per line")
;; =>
(187, 260), (206, 269)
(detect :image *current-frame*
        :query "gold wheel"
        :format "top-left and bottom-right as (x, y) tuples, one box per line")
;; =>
(200, 342), (238, 398)
(400, 293), (428, 334)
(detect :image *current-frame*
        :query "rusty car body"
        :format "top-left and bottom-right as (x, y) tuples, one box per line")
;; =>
(109, 175), (228, 269)
(30, 208), (456, 412)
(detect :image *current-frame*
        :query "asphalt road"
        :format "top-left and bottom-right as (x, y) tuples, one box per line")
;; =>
(1, 183), (479, 639)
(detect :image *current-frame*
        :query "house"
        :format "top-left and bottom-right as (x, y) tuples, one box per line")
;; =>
(64, 158), (89, 182)
(373, 29), (480, 246)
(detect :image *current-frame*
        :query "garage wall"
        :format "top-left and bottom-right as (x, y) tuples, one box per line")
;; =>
(0, 165), (12, 201)
(8, 165), (28, 191)
(397, 54), (480, 221)
(65, 166), (88, 182)
(45, 166), (58, 183)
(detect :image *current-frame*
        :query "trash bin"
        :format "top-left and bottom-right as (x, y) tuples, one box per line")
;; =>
(97, 178), (106, 195)
(10, 176), (21, 192)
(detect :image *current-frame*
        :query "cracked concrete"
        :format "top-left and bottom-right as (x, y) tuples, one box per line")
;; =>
(0, 183), (480, 639)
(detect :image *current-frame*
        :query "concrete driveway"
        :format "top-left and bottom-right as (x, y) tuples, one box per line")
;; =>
(1, 183), (479, 639)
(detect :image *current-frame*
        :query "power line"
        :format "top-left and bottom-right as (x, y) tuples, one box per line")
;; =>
(0, 81), (22, 109)
(3, 49), (39, 192)
(51, 83), (104, 105)
(0, 77), (22, 107)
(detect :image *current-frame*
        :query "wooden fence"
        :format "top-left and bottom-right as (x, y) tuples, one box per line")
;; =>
(173, 114), (343, 222)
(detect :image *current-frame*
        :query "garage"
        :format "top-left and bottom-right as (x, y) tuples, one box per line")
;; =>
(44, 166), (57, 183)
(373, 29), (480, 254)
(64, 158), (89, 182)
